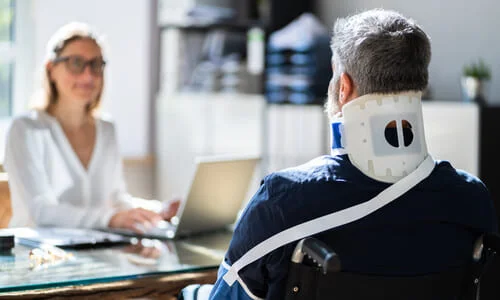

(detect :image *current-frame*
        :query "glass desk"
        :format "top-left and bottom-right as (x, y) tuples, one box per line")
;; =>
(0, 229), (232, 299)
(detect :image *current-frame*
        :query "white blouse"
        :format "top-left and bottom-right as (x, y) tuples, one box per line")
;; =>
(4, 110), (144, 228)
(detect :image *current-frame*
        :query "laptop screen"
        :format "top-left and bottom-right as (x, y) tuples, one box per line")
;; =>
(174, 155), (260, 237)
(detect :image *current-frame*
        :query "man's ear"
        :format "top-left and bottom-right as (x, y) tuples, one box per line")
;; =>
(338, 72), (355, 106)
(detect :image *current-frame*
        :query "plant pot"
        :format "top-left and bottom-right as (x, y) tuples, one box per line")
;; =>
(461, 76), (489, 105)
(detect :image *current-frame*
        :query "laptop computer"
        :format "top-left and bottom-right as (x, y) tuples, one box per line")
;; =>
(112, 155), (260, 239)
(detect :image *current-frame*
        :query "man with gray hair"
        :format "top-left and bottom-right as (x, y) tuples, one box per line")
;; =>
(326, 8), (431, 119)
(184, 9), (496, 300)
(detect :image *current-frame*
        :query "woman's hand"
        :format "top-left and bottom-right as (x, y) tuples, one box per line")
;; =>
(160, 199), (181, 221)
(108, 208), (163, 233)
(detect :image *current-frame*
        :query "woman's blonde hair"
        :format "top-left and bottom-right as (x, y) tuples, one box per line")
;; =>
(33, 22), (106, 114)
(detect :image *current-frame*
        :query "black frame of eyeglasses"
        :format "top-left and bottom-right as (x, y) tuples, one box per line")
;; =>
(52, 55), (107, 75)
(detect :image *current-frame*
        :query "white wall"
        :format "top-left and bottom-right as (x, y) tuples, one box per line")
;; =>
(315, 0), (500, 105)
(32, 0), (154, 157)
(0, 0), (35, 162)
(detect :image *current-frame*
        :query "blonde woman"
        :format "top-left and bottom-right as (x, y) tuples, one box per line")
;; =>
(4, 22), (179, 231)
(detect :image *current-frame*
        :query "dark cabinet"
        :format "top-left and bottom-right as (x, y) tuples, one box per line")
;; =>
(479, 106), (500, 300)
(480, 106), (500, 216)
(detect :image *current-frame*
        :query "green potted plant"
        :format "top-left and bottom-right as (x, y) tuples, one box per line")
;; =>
(461, 59), (491, 105)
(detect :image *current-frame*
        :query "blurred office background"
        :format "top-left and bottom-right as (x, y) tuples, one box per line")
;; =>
(0, 0), (499, 207)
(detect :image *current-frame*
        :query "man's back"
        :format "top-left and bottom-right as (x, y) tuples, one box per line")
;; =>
(214, 155), (497, 299)
(205, 9), (498, 300)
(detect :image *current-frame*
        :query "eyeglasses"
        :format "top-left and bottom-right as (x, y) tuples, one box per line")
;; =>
(53, 55), (106, 76)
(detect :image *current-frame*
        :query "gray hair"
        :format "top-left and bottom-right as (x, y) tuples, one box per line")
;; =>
(331, 9), (431, 97)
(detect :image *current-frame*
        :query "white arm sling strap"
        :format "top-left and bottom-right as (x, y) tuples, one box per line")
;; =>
(223, 155), (435, 285)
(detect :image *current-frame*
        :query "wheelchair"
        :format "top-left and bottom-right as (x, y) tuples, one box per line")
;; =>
(285, 233), (500, 300)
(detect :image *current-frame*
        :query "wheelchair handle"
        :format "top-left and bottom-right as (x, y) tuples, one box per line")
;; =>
(483, 232), (500, 253)
(301, 237), (341, 274)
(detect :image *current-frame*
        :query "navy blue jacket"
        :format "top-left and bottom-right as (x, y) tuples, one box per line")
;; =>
(210, 155), (497, 299)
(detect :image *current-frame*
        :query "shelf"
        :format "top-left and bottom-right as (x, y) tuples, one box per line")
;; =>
(159, 19), (266, 32)
(265, 99), (326, 107)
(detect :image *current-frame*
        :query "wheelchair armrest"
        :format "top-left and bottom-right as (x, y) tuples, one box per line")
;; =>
(473, 232), (500, 262)
(292, 237), (341, 274)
